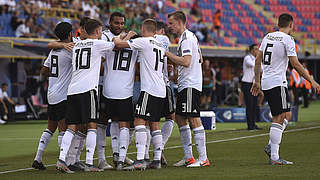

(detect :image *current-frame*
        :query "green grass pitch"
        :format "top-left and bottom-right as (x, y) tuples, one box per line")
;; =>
(1, 101), (320, 180)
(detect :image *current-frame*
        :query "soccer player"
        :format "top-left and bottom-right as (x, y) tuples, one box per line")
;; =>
(97, 12), (138, 170)
(113, 19), (167, 170)
(32, 22), (73, 170)
(48, 17), (91, 171)
(154, 21), (175, 166)
(166, 11), (210, 167)
(56, 19), (115, 173)
(251, 13), (320, 165)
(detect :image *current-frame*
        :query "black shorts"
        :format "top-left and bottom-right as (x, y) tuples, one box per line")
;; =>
(176, 88), (201, 117)
(202, 87), (212, 97)
(103, 96), (134, 122)
(66, 90), (99, 125)
(135, 91), (165, 122)
(48, 100), (67, 121)
(263, 86), (291, 116)
(162, 86), (175, 117)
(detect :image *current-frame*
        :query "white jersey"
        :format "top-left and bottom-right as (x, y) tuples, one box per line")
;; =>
(68, 39), (115, 95)
(241, 53), (255, 83)
(73, 36), (81, 43)
(155, 34), (171, 86)
(128, 37), (166, 98)
(177, 29), (203, 92)
(101, 30), (139, 99)
(44, 49), (72, 104)
(259, 31), (297, 90)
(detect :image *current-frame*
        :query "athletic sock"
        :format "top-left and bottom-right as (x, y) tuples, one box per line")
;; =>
(96, 124), (107, 163)
(129, 127), (135, 144)
(161, 119), (174, 148)
(86, 129), (97, 165)
(179, 125), (193, 160)
(110, 121), (120, 155)
(144, 127), (151, 160)
(75, 131), (86, 162)
(135, 125), (147, 160)
(193, 126), (207, 161)
(66, 133), (80, 166)
(58, 131), (65, 147)
(268, 119), (288, 145)
(270, 123), (283, 161)
(34, 129), (53, 162)
(152, 130), (163, 161)
(59, 129), (75, 162)
(118, 127), (129, 162)
(282, 119), (288, 131)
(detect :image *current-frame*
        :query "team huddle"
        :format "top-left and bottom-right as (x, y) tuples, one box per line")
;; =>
(32, 11), (209, 173)
(31, 11), (320, 173)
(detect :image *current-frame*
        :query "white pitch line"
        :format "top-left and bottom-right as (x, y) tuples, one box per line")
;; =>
(0, 125), (319, 175)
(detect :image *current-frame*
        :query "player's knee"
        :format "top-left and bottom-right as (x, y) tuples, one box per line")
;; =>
(189, 117), (202, 128)
(47, 120), (58, 133)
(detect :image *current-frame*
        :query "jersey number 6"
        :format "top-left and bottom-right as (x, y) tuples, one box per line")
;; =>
(262, 43), (273, 65)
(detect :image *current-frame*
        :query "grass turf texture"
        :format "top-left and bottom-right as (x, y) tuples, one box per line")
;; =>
(0, 101), (320, 179)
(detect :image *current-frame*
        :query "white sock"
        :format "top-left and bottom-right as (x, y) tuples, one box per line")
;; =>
(86, 129), (97, 165)
(129, 128), (135, 144)
(66, 133), (80, 166)
(34, 129), (53, 162)
(152, 130), (163, 161)
(58, 131), (65, 147)
(96, 124), (107, 163)
(282, 119), (288, 131)
(118, 127), (129, 162)
(270, 123), (283, 161)
(179, 125), (193, 160)
(110, 121), (120, 154)
(161, 119), (174, 148)
(75, 131), (86, 162)
(193, 126), (207, 161)
(59, 129), (75, 162)
(135, 125), (147, 160)
(144, 127), (151, 160)
(268, 119), (288, 145)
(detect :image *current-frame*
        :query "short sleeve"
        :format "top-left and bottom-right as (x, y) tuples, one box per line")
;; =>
(3, 92), (8, 97)
(285, 36), (297, 57)
(180, 39), (192, 56)
(43, 51), (52, 67)
(96, 40), (115, 54)
(259, 36), (266, 52)
(127, 38), (147, 50)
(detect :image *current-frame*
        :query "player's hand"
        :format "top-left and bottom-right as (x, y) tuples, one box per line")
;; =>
(311, 80), (320, 94)
(126, 31), (137, 39)
(63, 42), (74, 51)
(212, 86), (216, 91)
(250, 82), (261, 96)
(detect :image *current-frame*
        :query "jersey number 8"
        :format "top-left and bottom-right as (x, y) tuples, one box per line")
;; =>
(50, 55), (59, 77)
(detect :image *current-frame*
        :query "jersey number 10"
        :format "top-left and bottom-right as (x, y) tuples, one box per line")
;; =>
(75, 48), (91, 70)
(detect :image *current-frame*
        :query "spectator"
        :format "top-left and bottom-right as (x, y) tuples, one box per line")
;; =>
(190, 0), (201, 17)
(0, 83), (15, 124)
(213, 9), (221, 37)
(201, 60), (216, 110)
(10, 10), (24, 31)
(15, 16), (34, 37)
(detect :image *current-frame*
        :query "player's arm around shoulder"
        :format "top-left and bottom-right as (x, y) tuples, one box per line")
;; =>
(113, 31), (138, 49)
(47, 41), (74, 51)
